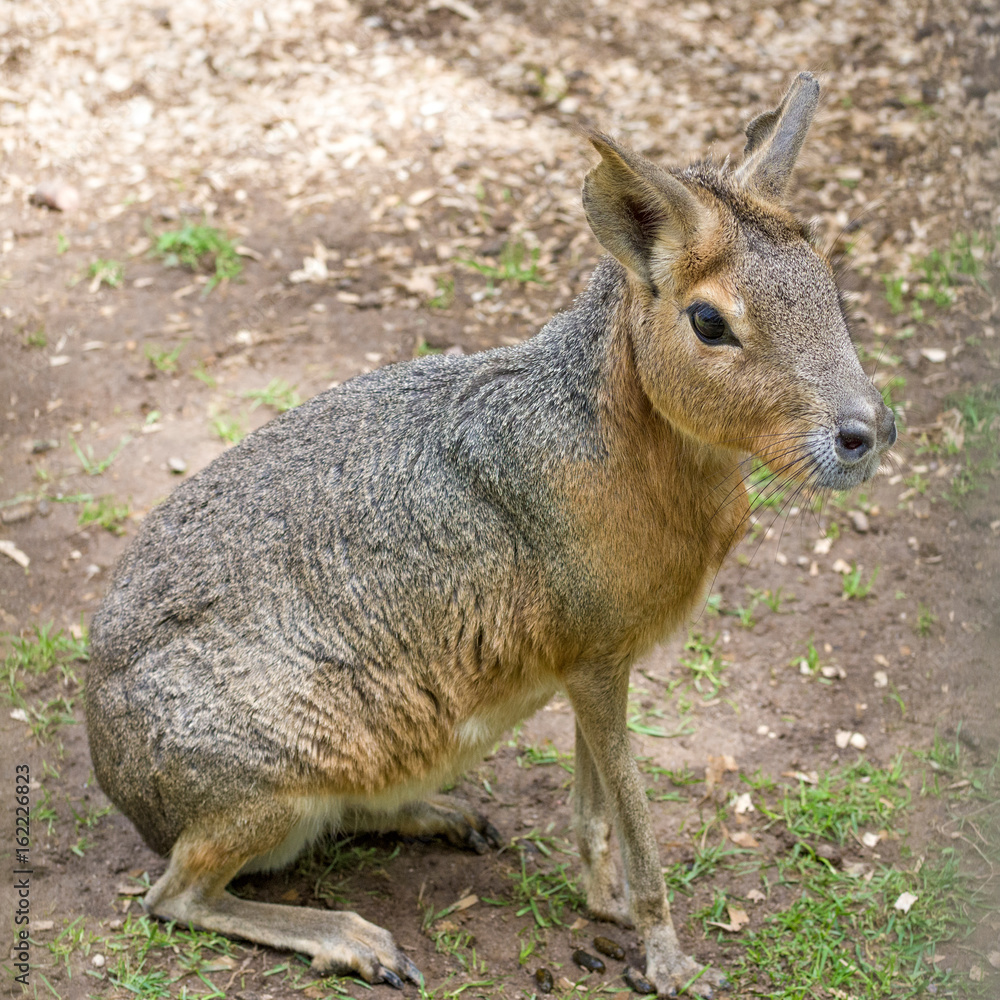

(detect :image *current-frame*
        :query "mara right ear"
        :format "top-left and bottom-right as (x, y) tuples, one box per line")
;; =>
(582, 130), (707, 288)
(735, 72), (820, 202)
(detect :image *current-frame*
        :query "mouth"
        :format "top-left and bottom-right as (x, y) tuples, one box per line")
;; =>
(808, 426), (890, 491)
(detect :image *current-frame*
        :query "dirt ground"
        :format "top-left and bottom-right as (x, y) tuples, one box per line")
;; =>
(1, 1), (999, 998)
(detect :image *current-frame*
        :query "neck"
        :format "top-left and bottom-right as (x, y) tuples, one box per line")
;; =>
(567, 259), (750, 619)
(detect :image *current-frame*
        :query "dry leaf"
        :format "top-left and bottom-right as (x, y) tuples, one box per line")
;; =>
(783, 770), (819, 785)
(729, 830), (759, 848)
(569, 917), (590, 931)
(708, 905), (749, 933)
(115, 884), (147, 896)
(746, 889), (766, 903)
(705, 753), (738, 791)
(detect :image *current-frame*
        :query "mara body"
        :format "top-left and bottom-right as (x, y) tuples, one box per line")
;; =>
(87, 73), (895, 996)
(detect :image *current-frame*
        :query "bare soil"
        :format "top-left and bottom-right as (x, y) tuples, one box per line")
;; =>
(1, 1), (998, 998)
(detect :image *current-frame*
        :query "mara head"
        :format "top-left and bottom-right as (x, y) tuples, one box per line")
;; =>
(582, 72), (896, 493)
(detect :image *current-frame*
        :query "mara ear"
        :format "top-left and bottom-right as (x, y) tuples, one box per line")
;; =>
(581, 130), (706, 288)
(736, 71), (820, 201)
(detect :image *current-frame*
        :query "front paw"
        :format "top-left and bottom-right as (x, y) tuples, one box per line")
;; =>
(644, 924), (729, 997)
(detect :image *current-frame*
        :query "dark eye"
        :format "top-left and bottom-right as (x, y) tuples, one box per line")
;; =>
(688, 303), (730, 344)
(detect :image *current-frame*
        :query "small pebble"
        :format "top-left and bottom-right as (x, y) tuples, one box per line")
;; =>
(533, 967), (554, 993)
(91, 954), (105, 968)
(0, 503), (35, 524)
(572, 949), (605, 973)
(593, 935), (625, 961)
(167, 456), (188, 474)
(847, 509), (870, 533)
(30, 180), (80, 213)
(623, 966), (656, 995)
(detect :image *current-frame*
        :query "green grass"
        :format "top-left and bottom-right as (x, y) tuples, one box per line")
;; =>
(191, 362), (218, 388)
(49, 913), (239, 996)
(715, 753), (996, 998)
(78, 495), (130, 535)
(746, 457), (790, 512)
(841, 563), (878, 600)
(2, 623), (88, 742)
(915, 602), (937, 637)
(517, 741), (574, 772)
(664, 837), (751, 898)
(945, 383), (1000, 501)
(794, 636), (822, 677)
(881, 228), (996, 321)
(879, 374), (907, 421)
(2, 623), (88, 708)
(87, 258), (125, 289)
(155, 222), (243, 292)
(303, 836), (402, 908)
(428, 275), (455, 310)
(508, 836), (585, 929)
(210, 411), (247, 445)
(23, 326), (47, 348)
(732, 852), (978, 999)
(460, 239), (545, 292)
(70, 433), (129, 475)
(760, 758), (909, 845)
(244, 378), (301, 413)
(144, 341), (185, 374)
(680, 631), (728, 699)
(645, 761), (700, 802)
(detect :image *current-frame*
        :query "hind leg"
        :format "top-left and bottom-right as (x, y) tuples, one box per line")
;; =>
(145, 802), (422, 988)
(344, 796), (502, 854)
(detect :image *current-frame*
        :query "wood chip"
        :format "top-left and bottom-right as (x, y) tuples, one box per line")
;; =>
(0, 540), (29, 568)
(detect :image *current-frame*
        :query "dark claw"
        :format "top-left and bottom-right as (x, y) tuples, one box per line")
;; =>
(378, 967), (405, 990)
(484, 822), (503, 848)
(468, 828), (489, 854)
(400, 954), (424, 986)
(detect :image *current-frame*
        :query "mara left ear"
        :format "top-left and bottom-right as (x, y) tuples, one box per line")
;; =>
(581, 130), (709, 289)
(735, 72), (820, 202)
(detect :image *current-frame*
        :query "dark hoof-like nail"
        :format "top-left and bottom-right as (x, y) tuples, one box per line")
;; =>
(401, 955), (424, 985)
(378, 967), (405, 990)
(468, 828), (489, 854)
(484, 822), (502, 848)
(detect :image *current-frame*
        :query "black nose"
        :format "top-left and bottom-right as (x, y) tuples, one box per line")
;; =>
(835, 419), (875, 464)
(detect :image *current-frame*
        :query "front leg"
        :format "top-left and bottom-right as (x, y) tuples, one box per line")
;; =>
(574, 720), (631, 926)
(565, 666), (727, 998)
